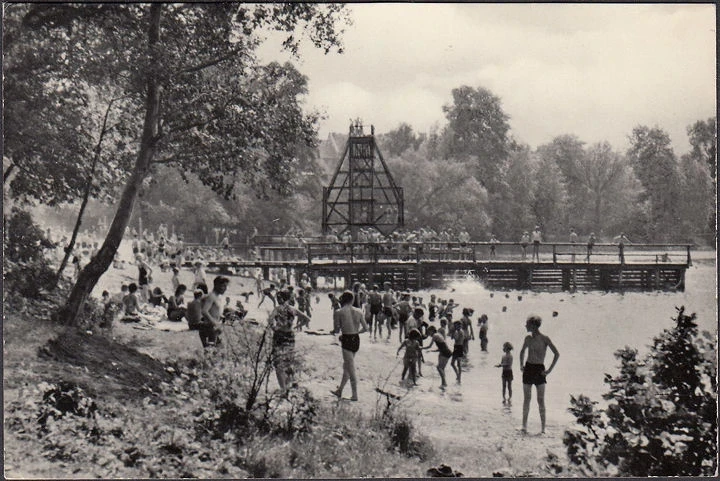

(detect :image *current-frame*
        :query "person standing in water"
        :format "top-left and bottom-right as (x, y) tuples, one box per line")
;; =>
(331, 291), (368, 401)
(519, 315), (560, 434)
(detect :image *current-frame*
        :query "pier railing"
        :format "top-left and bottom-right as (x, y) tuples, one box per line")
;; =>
(253, 241), (693, 266)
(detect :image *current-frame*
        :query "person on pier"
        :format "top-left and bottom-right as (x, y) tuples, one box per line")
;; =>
(531, 226), (542, 262)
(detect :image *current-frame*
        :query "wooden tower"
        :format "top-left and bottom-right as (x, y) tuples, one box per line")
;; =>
(322, 120), (404, 239)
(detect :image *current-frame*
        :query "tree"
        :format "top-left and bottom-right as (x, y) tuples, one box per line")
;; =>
(687, 117), (717, 182)
(536, 135), (590, 232)
(379, 123), (426, 158)
(441, 85), (512, 189)
(564, 307), (717, 476)
(488, 145), (534, 240)
(579, 142), (641, 238)
(9, 4), (348, 325)
(529, 153), (568, 239)
(626, 126), (681, 241)
(386, 145), (490, 238)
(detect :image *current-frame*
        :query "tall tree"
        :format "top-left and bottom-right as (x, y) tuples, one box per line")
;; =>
(9, 3), (348, 325)
(529, 153), (568, 239)
(379, 123), (426, 158)
(489, 144), (534, 240)
(441, 85), (511, 189)
(387, 146), (490, 238)
(580, 142), (641, 238)
(627, 126), (681, 240)
(536, 135), (589, 231)
(687, 117), (717, 182)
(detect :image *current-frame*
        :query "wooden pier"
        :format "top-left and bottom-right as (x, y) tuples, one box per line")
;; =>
(186, 241), (692, 292)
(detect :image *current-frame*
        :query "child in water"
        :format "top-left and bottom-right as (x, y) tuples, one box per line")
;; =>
(495, 341), (514, 403)
(450, 320), (466, 384)
(397, 328), (422, 386)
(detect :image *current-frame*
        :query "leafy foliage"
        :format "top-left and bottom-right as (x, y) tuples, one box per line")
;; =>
(563, 306), (717, 476)
(3, 208), (57, 298)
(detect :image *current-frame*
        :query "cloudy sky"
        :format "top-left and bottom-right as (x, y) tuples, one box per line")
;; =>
(257, 3), (716, 154)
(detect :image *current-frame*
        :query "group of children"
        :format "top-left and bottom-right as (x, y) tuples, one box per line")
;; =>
(323, 282), (515, 395)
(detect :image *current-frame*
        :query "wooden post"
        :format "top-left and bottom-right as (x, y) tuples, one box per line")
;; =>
(552, 244), (557, 265)
(686, 245), (692, 267)
(561, 268), (570, 291)
(654, 267), (660, 290)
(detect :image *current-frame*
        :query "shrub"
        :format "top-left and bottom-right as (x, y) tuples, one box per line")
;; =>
(3, 208), (57, 298)
(564, 306), (717, 476)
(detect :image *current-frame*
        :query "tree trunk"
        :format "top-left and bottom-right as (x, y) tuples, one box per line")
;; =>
(593, 195), (602, 235)
(56, 99), (117, 281)
(57, 4), (162, 325)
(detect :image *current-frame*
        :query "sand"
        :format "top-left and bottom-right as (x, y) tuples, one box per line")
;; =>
(96, 243), (717, 476)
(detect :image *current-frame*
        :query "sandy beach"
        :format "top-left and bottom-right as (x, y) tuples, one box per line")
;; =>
(97, 244), (717, 476)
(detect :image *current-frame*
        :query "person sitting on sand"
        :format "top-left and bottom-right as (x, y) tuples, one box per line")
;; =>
(495, 341), (514, 403)
(519, 315), (559, 434)
(397, 328), (422, 386)
(450, 320), (466, 384)
(423, 325), (452, 389)
(331, 291), (368, 401)
(167, 284), (187, 322)
(122, 283), (144, 322)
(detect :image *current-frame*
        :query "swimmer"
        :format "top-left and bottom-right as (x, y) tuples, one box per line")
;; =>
(330, 291), (368, 401)
(520, 315), (559, 434)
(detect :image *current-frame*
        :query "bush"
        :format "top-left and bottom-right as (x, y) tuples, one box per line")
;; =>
(3, 208), (57, 298)
(564, 306), (717, 476)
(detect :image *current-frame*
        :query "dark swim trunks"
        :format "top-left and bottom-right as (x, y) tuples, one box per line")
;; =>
(383, 306), (394, 317)
(502, 369), (514, 381)
(522, 363), (546, 385)
(340, 333), (360, 353)
(452, 344), (464, 359)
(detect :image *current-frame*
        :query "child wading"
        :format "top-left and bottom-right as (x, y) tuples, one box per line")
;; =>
(450, 320), (466, 384)
(397, 328), (422, 386)
(495, 341), (514, 403)
(423, 325), (452, 389)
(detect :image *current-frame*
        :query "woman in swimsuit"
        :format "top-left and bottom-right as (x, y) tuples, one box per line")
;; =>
(331, 291), (368, 401)
(267, 290), (311, 391)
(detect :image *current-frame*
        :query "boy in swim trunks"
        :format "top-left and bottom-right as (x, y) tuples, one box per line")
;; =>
(397, 328), (422, 386)
(331, 291), (368, 401)
(450, 320), (466, 384)
(423, 325), (452, 389)
(519, 315), (559, 434)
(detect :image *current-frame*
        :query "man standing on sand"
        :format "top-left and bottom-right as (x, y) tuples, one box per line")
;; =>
(331, 291), (368, 401)
(519, 315), (559, 434)
(199, 276), (229, 347)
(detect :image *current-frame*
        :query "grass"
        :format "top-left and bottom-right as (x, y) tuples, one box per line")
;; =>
(3, 293), (436, 479)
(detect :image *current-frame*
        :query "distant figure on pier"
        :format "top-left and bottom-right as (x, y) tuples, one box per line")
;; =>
(569, 228), (578, 262)
(531, 226), (542, 262)
(586, 232), (596, 262)
(520, 231), (530, 260)
(613, 233), (632, 264)
(489, 233), (499, 258)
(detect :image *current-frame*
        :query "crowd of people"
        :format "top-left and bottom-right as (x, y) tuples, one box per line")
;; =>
(258, 278), (560, 434)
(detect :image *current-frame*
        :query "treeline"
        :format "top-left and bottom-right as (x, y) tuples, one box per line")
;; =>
(374, 87), (715, 245)
(134, 91), (716, 246)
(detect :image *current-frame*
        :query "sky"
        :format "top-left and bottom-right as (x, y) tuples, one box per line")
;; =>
(256, 3), (716, 155)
